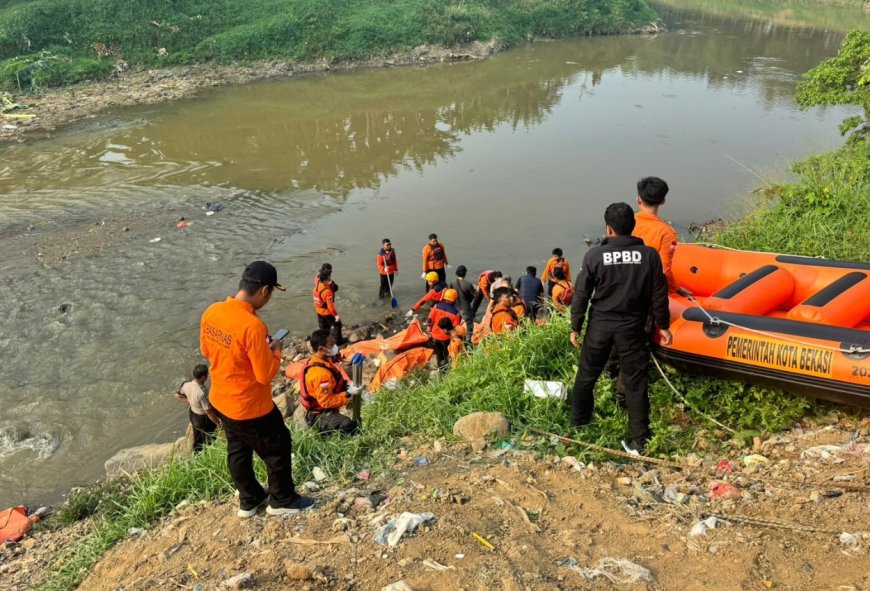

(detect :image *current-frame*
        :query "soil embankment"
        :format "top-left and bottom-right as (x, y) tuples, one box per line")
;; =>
(7, 415), (868, 591)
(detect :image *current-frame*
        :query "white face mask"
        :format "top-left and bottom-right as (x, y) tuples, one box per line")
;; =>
(329, 344), (339, 356)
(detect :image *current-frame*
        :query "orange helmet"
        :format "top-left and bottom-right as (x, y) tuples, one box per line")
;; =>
(442, 288), (458, 303)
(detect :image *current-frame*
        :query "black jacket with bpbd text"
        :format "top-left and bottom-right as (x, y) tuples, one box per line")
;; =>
(571, 235), (670, 334)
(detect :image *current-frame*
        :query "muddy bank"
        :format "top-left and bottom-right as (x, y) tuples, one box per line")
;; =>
(0, 22), (664, 145)
(7, 415), (869, 591)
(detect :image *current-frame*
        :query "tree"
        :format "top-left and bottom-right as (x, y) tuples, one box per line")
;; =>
(795, 29), (870, 137)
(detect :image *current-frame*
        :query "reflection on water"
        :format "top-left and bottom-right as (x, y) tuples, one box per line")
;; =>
(0, 6), (863, 505)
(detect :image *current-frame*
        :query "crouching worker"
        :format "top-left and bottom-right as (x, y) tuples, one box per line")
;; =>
(447, 323), (467, 366)
(300, 329), (362, 435)
(428, 288), (461, 369)
(175, 363), (220, 453)
(490, 287), (520, 335)
(407, 271), (447, 317)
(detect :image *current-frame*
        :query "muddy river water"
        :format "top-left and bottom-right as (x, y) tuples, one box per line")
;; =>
(1, 2), (868, 505)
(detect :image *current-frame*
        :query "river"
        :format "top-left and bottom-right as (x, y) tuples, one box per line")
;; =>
(1, 2), (867, 506)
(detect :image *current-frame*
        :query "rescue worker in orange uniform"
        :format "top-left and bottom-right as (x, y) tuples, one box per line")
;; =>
(447, 323), (467, 365)
(541, 248), (571, 296)
(421, 233), (449, 292)
(471, 270), (501, 318)
(313, 266), (345, 346)
(551, 268), (574, 312)
(377, 238), (398, 300)
(407, 271), (447, 316)
(489, 287), (520, 335)
(200, 261), (313, 518)
(632, 176), (689, 296)
(300, 329), (361, 435)
(427, 288), (461, 369)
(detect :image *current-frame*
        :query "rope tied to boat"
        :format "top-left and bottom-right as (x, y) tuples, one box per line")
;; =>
(685, 295), (870, 355)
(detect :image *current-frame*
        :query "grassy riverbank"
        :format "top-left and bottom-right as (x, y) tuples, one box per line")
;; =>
(31, 22), (870, 591)
(0, 0), (657, 92)
(38, 311), (814, 591)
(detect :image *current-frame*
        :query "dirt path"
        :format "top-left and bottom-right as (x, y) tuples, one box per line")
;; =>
(70, 423), (869, 591)
(0, 42), (504, 144)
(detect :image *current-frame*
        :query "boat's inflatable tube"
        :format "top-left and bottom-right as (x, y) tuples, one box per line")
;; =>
(656, 244), (870, 408)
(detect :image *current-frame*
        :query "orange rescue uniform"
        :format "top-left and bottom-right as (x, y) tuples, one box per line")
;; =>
(314, 281), (339, 317)
(200, 297), (281, 420)
(490, 305), (519, 334)
(541, 256), (571, 284)
(633, 210), (678, 292)
(412, 283), (446, 312)
(551, 279), (574, 312)
(422, 242), (448, 272)
(302, 354), (350, 412)
(377, 249), (398, 275)
(428, 302), (461, 341)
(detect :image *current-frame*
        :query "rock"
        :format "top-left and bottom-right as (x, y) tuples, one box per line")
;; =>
(453, 412), (509, 442)
(273, 390), (293, 418)
(312, 467), (328, 483)
(105, 442), (182, 480)
(382, 581), (415, 591)
(284, 561), (312, 581)
(222, 572), (253, 589)
(292, 404), (309, 429)
(616, 477), (633, 486)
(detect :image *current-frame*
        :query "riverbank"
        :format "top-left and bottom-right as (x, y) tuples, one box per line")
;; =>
(0, 0), (661, 143)
(8, 419), (870, 591)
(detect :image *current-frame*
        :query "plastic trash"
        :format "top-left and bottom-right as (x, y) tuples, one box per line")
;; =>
(523, 380), (566, 400)
(663, 485), (688, 505)
(127, 527), (145, 536)
(382, 582), (414, 591)
(839, 532), (862, 551)
(374, 512), (436, 547)
(558, 556), (653, 584)
(422, 559), (455, 571)
(149, 237), (162, 243)
(620, 441), (641, 456)
(715, 459), (732, 473)
(801, 445), (843, 460)
(356, 470), (371, 481)
(689, 516), (723, 537)
(709, 481), (741, 500)
(414, 456), (429, 466)
(742, 454), (768, 466)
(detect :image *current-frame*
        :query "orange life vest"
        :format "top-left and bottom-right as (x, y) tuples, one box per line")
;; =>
(298, 361), (347, 415)
(313, 282), (333, 314)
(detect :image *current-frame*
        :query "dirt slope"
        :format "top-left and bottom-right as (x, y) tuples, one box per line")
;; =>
(76, 424), (870, 591)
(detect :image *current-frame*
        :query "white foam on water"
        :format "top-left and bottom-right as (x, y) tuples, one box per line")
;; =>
(0, 427), (60, 460)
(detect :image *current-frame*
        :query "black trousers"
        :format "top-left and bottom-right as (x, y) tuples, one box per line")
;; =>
(215, 406), (298, 510)
(305, 409), (359, 435)
(379, 274), (395, 299)
(424, 268), (446, 293)
(459, 304), (474, 340)
(571, 324), (651, 444)
(317, 313), (345, 345)
(188, 409), (217, 453)
(546, 280), (557, 296)
(430, 338), (449, 369)
(471, 290), (487, 317)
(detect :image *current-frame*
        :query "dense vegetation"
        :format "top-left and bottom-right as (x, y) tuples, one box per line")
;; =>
(0, 0), (657, 91)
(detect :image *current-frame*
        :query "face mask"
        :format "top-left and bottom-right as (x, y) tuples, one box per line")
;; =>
(329, 344), (339, 356)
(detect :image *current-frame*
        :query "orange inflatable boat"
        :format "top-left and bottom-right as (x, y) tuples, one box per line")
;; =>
(656, 244), (870, 408)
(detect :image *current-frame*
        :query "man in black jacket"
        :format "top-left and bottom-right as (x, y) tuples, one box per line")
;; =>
(570, 202), (672, 452)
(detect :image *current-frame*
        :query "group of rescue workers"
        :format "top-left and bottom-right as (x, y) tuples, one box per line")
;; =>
(188, 176), (681, 518)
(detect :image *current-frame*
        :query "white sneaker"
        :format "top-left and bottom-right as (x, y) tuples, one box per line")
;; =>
(237, 505), (260, 519)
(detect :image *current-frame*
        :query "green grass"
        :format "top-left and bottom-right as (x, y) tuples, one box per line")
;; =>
(712, 137), (870, 262)
(37, 311), (813, 591)
(0, 0), (658, 91)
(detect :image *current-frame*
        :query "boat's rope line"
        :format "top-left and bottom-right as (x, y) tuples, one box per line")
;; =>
(685, 295), (870, 355)
(650, 353), (737, 435)
(531, 429), (870, 493)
